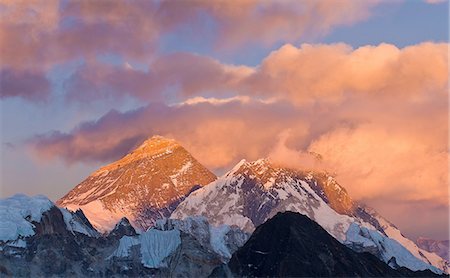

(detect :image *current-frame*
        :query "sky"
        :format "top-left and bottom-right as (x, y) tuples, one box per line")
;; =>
(0, 0), (448, 240)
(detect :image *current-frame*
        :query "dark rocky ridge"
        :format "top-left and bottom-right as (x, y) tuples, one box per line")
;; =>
(213, 211), (443, 277)
(107, 217), (137, 240)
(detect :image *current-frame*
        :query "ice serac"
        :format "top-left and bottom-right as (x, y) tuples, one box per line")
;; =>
(172, 158), (448, 273)
(57, 135), (216, 233)
(108, 216), (249, 276)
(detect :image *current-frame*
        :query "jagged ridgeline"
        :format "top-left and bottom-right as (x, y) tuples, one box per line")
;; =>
(0, 136), (448, 277)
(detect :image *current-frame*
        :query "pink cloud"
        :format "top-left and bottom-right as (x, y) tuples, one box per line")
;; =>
(0, 0), (382, 71)
(0, 0), (388, 102)
(424, 0), (447, 4)
(0, 68), (50, 101)
(182, 0), (380, 48)
(63, 42), (448, 107)
(65, 53), (252, 102)
(29, 90), (448, 206)
(245, 42), (448, 104)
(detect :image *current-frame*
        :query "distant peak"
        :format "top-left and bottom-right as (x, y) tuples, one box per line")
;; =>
(116, 217), (132, 227)
(245, 158), (273, 169)
(233, 158), (272, 169)
(130, 135), (182, 157)
(249, 158), (271, 167)
(227, 158), (275, 178)
(92, 135), (183, 175)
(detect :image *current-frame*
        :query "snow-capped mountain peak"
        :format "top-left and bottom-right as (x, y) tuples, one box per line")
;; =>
(57, 135), (216, 233)
(93, 136), (181, 175)
(224, 158), (354, 214)
(172, 158), (448, 274)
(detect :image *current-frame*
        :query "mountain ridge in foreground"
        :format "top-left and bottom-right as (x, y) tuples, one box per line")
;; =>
(57, 135), (216, 232)
(212, 211), (443, 277)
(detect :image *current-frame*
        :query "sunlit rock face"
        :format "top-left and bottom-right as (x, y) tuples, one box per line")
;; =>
(57, 136), (216, 232)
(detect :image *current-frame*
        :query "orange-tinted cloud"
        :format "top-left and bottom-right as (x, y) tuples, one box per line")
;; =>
(29, 92), (448, 204)
(245, 42), (448, 104)
(64, 42), (448, 107)
(65, 54), (253, 102)
(29, 97), (448, 238)
(29, 100), (308, 167)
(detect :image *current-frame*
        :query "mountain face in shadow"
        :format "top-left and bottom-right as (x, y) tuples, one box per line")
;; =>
(213, 211), (443, 278)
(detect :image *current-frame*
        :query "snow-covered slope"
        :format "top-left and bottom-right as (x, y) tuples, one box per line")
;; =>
(0, 194), (99, 244)
(57, 136), (216, 233)
(367, 208), (448, 272)
(172, 159), (447, 273)
(345, 223), (441, 273)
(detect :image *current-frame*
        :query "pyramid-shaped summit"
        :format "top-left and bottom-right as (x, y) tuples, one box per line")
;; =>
(57, 135), (216, 232)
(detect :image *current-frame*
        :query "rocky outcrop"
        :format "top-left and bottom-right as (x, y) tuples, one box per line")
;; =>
(107, 217), (137, 240)
(32, 206), (71, 236)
